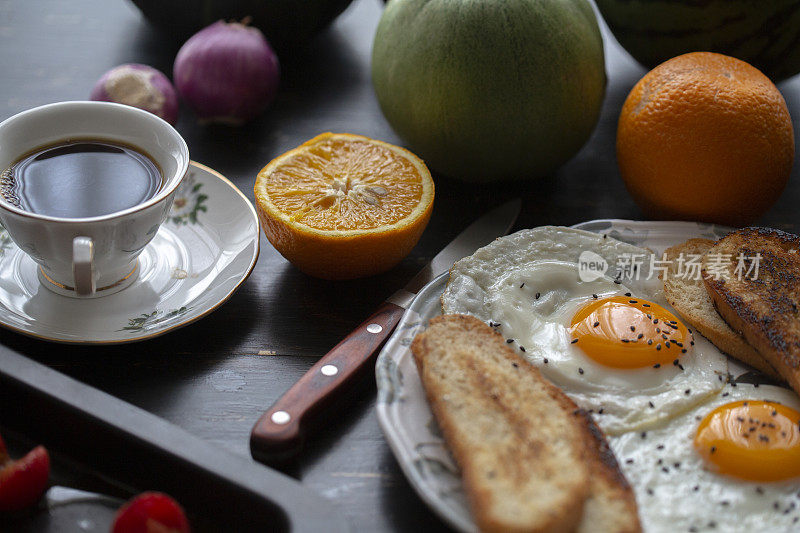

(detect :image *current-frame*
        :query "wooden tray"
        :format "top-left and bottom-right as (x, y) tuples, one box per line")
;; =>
(0, 345), (349, 532)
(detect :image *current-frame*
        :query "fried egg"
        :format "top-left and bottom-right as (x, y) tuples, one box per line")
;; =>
(441, 226), (728, 434)
(612, 384), (800, 532)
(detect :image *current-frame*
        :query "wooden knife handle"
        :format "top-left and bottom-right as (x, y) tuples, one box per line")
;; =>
(250, 301), (406, 463)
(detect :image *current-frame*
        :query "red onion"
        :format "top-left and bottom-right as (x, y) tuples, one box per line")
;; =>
(174, 20), (280, 125)
(90, 64), (178, 125)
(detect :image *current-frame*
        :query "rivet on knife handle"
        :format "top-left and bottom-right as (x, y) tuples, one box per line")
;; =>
(250, 301), (405, 462)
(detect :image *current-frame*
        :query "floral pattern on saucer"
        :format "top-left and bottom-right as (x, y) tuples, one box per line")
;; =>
(119, 306), (190, 332)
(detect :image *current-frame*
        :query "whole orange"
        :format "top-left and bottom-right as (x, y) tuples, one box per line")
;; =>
(617, 52), (794, 226)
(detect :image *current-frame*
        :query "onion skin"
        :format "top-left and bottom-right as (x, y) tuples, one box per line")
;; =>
(90, 64), (179, 125)
(174, 20), (280, 125)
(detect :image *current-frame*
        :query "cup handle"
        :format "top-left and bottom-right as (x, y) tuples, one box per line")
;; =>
(72, 237), (95, 297)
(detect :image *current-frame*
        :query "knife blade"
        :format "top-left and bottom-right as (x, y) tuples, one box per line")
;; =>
(250, 199), (522, 463)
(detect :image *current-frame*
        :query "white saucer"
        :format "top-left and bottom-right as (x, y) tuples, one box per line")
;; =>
(0, 162), (259, 344)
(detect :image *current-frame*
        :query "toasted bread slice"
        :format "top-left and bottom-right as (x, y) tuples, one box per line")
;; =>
(702, 227), (800, 393)
(411, 314), (641, 533)
(411, 314), (589, 533)
(575, 410), (642, 533)
(662, 238), (782, 380)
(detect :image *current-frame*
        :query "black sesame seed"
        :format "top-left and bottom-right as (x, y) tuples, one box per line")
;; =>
(512, 362), (519, 368)
(710, 446), (717, 454)
(571, 338), (579, 344)
(656, 344), (661, 351)
(693, 485), (699, 492)
(772, 410), (778, 417)
(507, 339), (514, 343)
(614, 279), (621, 284)
(654, 318), (659, 324)
(721, 500), (729, 506)
(535, 292), (540, 299)
(649, 401), (655, 408)
(622, 339), (630, 343)
(674, 462), (681, 468)
(519, 346), (526, 352)
(678, 364), (685, 370)
(543, 358), (549, 364)
(578, 367), (584, 375)
(723, 392), (729, 397)
(592, 294), (598, 299)
(681, 349), (687, 354)
(690, 341), (694, 346)
(647, 488), (653, 495)
(598, 408), (604, 414)
(641, 431), (647, 439)
(673, 359), (679, 366)
(520, 283), (525, 288)
(625, 292), (632, 297)
(629, 300), (638, 304)
(657, 459), (663, 465)
(657, 444), (665, 450)
(662, 333), (668, 340)
(638, 333), (644, 339)
(648, 339), (653, 345)
(643, 303), (650, 307)
(685, 389), (691, 395)
(653, 363), (661, 369)
(625, 458), (634, 464)
(756, 487), (764, 495)
(593, 321), (600, 327)
(630, 325), (636, 332)
(661, 467), (669, 473)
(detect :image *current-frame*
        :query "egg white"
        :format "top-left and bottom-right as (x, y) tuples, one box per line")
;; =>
(441, 226), (728, 435)
(612, 384), (800, 533)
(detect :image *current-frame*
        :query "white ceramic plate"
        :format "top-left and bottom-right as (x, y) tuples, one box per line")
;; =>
(0, 161), (259, 344)
(375, 219), (772, 533)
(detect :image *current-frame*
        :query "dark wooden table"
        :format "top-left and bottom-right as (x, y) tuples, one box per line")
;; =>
(1, 0), (799, 531)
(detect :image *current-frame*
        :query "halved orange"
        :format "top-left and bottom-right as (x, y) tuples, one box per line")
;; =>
(254, 133), (435, 280)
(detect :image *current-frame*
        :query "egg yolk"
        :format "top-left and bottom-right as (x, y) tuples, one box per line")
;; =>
(569, 296), (692, 369)
(694, 400), (800, 482)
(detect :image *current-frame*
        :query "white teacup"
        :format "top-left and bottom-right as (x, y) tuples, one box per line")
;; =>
(0, 101), (189, 297)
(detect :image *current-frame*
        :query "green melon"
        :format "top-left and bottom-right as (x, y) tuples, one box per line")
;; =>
(595, 0), (800, 82)
(371, 0), (606, 182)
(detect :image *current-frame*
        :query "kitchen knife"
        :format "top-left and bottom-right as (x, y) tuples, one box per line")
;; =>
(250, 199), (522, 463)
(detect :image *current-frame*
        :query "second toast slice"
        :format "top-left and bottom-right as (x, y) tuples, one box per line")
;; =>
(702, 227), (800, 393)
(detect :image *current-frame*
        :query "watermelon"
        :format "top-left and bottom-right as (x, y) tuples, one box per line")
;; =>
(130, 0), (354, 50)
(371, 0), (607, 182)
(595, 0), (800, 82)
